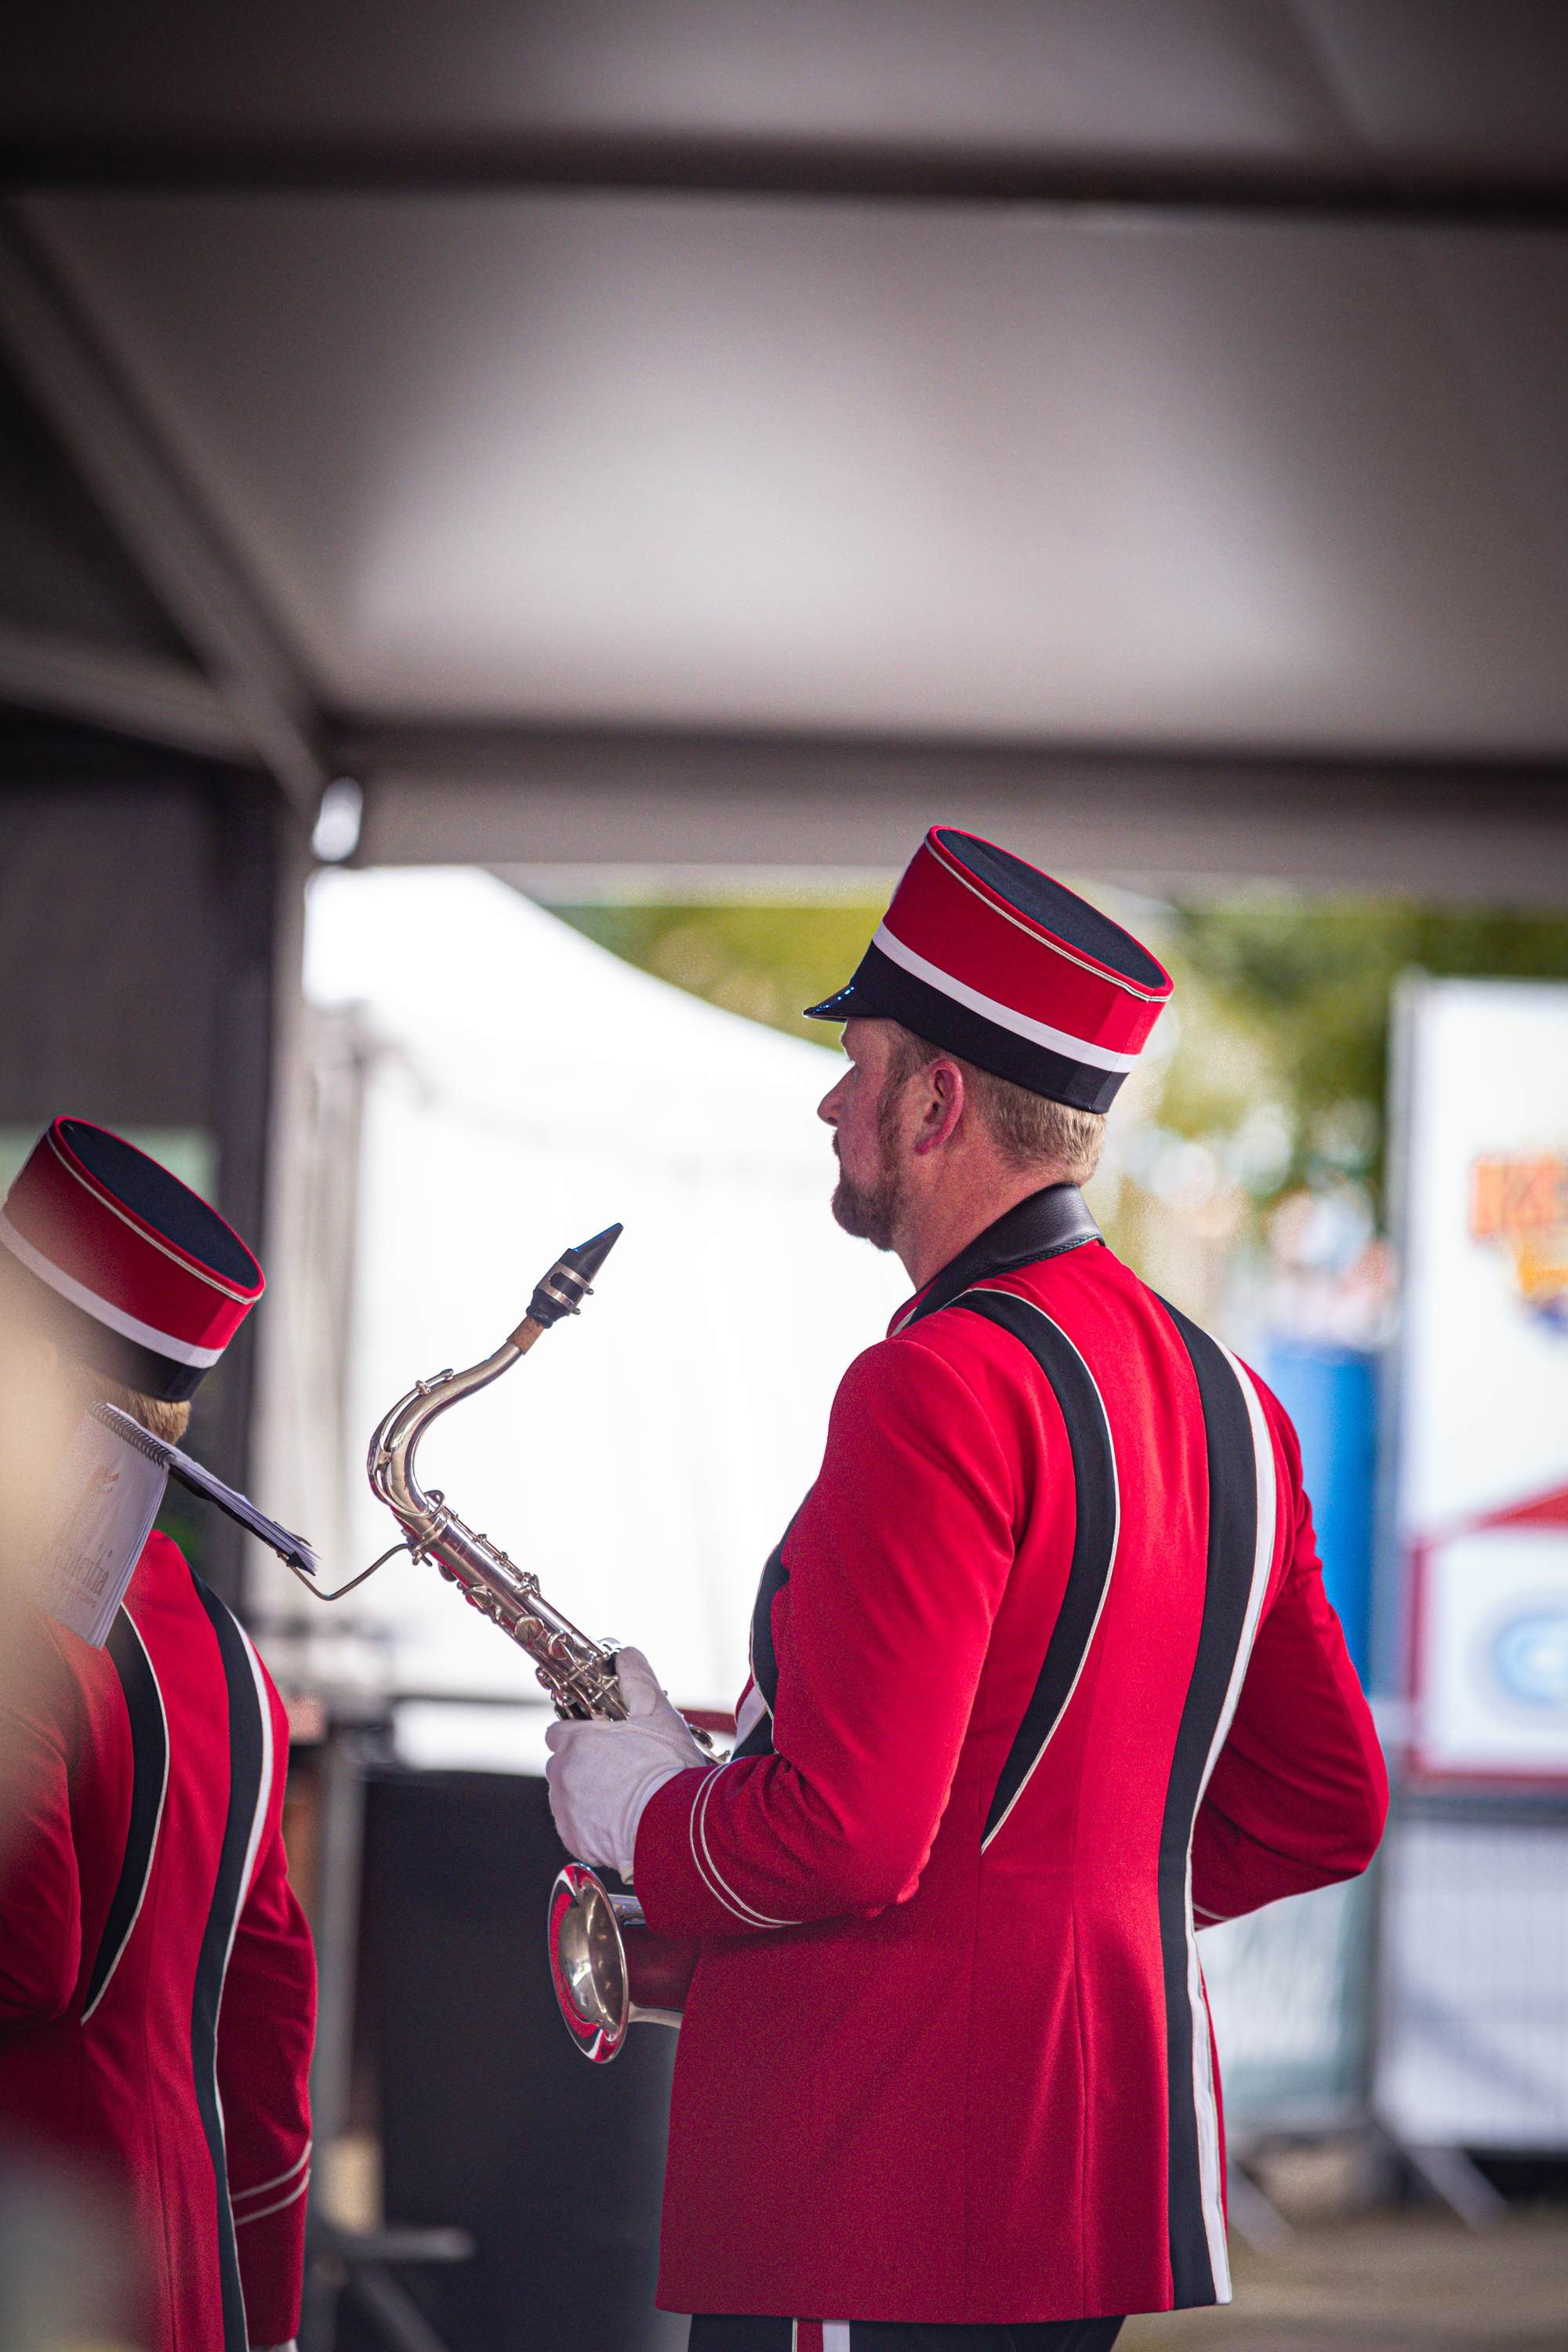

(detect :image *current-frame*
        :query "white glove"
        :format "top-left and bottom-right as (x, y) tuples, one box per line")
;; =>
(544, 1647), (712, 1881)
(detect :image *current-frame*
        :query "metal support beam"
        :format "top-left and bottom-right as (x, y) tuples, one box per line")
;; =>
(1403, 2143), (1508, 2230)
(0, 207), (327, 814)
(347, 721), (1568, 909)
(3, 140), (1568, 230)
(0, 617), (251, 760)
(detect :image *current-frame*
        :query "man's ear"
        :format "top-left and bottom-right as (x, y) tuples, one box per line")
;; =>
(910, 1057), (967, 1156)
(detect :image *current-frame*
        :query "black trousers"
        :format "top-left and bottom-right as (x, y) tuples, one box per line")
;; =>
(689, 2318), (1124, 2352)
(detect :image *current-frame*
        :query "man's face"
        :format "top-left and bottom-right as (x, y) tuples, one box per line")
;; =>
(817, 1019), (911, 1253)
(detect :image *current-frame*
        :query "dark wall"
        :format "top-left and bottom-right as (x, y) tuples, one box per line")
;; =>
(360, 1769), (685, 2352)
(0, 708), (285, 1606)
(0, 357), (194, 659)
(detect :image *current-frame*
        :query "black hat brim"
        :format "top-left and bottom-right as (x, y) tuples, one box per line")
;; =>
(802, 942), (1126, 1114)
(803, 972), (897, 1024)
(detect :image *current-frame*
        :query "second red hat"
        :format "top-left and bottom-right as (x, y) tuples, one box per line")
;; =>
(0, 1119), (263, 1402)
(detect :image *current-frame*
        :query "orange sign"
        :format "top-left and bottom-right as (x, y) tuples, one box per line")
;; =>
(1470, 1150), (1568, 1328)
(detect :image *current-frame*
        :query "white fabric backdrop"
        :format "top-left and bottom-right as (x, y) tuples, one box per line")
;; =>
(254, 868), (908, 1759)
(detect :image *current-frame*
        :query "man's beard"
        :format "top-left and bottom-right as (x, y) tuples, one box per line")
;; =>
(829, 1090), (906, 1252)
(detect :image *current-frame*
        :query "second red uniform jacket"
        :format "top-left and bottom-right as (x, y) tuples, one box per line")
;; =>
(0, 1533), (316, 2352)
(634, 1187), (1388, 2326)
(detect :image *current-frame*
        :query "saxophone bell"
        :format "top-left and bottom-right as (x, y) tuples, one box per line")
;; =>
(548, 1864), (699, 2062)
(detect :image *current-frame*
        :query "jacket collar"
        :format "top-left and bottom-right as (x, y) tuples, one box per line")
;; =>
(891, 1182), (1102, 1334)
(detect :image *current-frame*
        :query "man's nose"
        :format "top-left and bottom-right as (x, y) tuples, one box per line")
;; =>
(817, 1077), (845, 1125)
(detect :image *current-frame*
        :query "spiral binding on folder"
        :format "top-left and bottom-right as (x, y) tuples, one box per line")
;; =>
(91, 1404), (318, 1580)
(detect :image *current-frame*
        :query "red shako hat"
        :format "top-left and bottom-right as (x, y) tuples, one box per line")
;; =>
(0, 1118), (263, 1402)
(804, 826), (1172, 1112)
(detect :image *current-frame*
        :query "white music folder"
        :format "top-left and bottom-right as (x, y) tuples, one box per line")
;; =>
(24, 1410), (168, 1648)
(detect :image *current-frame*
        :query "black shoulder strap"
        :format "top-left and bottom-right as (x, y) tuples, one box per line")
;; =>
(898, 1182), (1102, 1330)
(739, 1190), (1103, 1770)
(736, 1504), (804, 1759)
(946, 1290), (1120, 1846)
(188, 1571), (269, 2352)
(82, 1608), (169, 2020)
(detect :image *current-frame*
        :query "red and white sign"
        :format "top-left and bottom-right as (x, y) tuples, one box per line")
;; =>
(1398, 980), (1568, 1783)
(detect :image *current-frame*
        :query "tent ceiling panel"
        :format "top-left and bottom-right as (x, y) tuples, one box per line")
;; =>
(0, 1), (1349, 158)
(27, 191), (1568, 760)
(2, 2), (1565, 196)
(1298, 1), (1568, 181)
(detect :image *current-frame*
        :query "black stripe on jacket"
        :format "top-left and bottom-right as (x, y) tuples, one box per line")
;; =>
(735, 1506), (804, 1760)
(946, 1290), (1120, 1847)
(1154, 1299), (1261, 2308)
(740, 1190), (1104, 1769)
(190, 1573), (266, 2352)
(82, 1610), (169, 2020)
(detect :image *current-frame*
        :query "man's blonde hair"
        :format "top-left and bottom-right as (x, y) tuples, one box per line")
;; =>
(882, 1022), (1106, 1184)
(63, 1362), (192, 1446)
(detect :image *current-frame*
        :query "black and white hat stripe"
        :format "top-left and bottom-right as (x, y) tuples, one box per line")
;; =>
(870, 927), (1142, 1075)
(0, 1211), (228, 1368)
(820, 939), (1131, 1116)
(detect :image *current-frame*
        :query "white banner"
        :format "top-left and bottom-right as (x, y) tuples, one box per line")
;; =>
(1396, 979), (1568, 1780)
(1377, 1817), (1568, 2149)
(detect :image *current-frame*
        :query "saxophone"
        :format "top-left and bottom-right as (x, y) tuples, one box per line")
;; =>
(364, 1224), (702, 2063)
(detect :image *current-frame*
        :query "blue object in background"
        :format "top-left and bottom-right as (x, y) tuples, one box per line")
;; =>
(1261, 1343), (1377, 1680)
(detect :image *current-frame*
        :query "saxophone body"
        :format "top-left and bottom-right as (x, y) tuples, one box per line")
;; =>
(365, 1230), (627, 1721)
(364, 1223), (699, 2062)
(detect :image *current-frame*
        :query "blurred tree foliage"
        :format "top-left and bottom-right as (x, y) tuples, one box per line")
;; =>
(1167, 903), (1568, 1218)
(548, 898), (891, 1047)
(548, 895), (1568, 1229)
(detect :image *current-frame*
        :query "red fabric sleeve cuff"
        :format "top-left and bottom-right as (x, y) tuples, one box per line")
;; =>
(234, 2183), (309, 2347)
(633, 1764), (780, 1938)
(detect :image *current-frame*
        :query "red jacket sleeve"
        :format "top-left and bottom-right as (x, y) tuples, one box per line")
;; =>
(1191, 1381), (1388, 1926)
(635, 1334), (1018, 1935)
(217, 1681), (316, 2350)
(0, 1613), (84, 2021)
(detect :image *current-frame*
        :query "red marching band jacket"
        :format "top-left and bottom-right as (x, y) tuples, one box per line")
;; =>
(633, 1190), (1388, 2327)
(0, 1532), (316, 2352)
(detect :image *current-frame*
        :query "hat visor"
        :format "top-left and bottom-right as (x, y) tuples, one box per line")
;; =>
(803, 975), (898, 1023)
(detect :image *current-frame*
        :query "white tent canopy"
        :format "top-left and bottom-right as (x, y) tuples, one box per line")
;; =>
(252, 868), (907, 1762)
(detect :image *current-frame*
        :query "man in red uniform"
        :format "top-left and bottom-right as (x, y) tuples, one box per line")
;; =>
(548, 830), (1388, 2351)
(0, 1119), (316, 2352)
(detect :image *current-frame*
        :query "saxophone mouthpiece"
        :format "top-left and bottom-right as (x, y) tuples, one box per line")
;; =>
(524, 1223), (624, 1329)
(572, 1223), (624, 1285)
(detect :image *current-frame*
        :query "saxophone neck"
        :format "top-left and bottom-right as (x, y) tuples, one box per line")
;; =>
(369, 1340), (521, 1529)
(368, 1223), (624, 1530)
